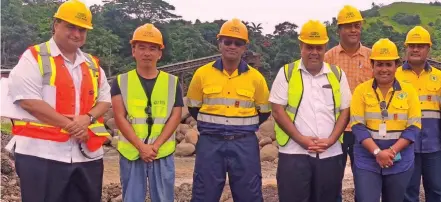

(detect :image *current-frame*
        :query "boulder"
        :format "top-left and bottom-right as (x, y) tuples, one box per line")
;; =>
(272, 141), (279, 148)
(185, 129), (199, 146)
(259, 137), (272, 147)
(103, 109), (114, 123)
(105, 118), (117, 131)
(260, 145), (278, 162)
(175, 143), (195, 156)
(176, 132), (185, 143)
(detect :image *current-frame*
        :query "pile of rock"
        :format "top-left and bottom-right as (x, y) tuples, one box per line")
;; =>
(102, 97), (279, 162)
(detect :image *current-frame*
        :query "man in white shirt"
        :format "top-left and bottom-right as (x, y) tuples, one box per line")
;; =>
(270, 20), (351, 202)
(7, 1), (111, 201)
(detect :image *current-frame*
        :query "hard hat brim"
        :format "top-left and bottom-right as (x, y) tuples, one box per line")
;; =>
(298, 38), (329, 45)
(217, 34), (249, 43)
(405, 41), (432, 46)
(369, 56), (400, 60)
(54, 16), (93, 30)
(337, 18), (364, 25)
(130, 40), (165, 49)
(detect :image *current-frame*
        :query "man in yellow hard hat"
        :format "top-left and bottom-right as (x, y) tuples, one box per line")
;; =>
(187, 18), (270, 201)
(324, 5), (372, 202)
(270, 20), (351, 202)
(397, 26), (441, 202)
(111, 23), (183, 202)
(7, 0), (111, 201)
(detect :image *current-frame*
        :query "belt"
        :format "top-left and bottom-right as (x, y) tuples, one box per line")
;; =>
(205, 134), (250, 140)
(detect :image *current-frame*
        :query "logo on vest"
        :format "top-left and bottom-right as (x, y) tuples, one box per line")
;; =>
(154, 100), (166, 105)
(89, 90), (94, 95)
(397, 92), (408, 100)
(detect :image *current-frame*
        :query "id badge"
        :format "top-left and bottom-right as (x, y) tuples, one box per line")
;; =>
(379, 123), (387, 137)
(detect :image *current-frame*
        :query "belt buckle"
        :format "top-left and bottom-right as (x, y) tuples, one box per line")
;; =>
(223, 135), (235, 140)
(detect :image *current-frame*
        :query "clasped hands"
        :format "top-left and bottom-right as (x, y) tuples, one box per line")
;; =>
(63, 114), (91, 143)
(299, 136), (337, 153)
(375, 148), (396, 169)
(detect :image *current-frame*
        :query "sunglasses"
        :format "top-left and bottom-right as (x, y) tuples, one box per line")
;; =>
(223, 39), (246, 47)
(145, 106), (153, 125)
(379, 101), (389, 118)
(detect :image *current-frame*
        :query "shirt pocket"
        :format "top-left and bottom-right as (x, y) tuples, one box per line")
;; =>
(426, 80), (441, 94)
(236, 88), (256, 115)
(202, 85), (223, 111)
(363, 96), (379, 111)
(128, 99), (147, 117)
(203, 85), (223, 98)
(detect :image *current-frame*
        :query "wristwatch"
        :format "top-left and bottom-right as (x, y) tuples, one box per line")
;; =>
(373, 148), (381, 156)
(86, 113), (97, 124)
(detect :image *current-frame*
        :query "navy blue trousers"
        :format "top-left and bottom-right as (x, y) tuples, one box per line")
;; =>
(15, 153), (103, 202)
(354, 166), (414, 202)
(277, 153), (344, 202)
(405, 151), (441, 202)
(191, 134), (263, 202)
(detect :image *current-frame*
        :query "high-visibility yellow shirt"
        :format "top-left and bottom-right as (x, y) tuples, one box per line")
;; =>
(396, 62), (441, 153)
(350, 78), (421, 175)
(186, 59), (271, 135)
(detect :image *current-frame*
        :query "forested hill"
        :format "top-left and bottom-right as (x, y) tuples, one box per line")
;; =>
(2, 0), (441, 82)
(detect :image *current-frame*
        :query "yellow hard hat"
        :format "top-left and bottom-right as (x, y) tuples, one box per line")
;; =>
(298, 20), (329, 45)
(337, 5), (364, 25)
(130, 23), (164, 49)
(405, 26), (432, 46)
(217, 18), (249, 43)
(53, 0), (93, 30)
(370, 38), (400, 60)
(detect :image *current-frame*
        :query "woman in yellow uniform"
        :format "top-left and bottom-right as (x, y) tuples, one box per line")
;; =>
(350, 38), (422, 202)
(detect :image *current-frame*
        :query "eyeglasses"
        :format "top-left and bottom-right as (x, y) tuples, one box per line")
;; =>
(380, 101), (389, 118)
(223, 39), (246, 47)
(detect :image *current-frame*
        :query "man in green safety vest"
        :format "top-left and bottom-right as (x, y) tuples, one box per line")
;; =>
(269, 20), (351, 202)
(111, 23), (183, 202)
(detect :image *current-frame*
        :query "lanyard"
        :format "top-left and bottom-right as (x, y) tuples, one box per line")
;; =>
(373, 88), (395, 121)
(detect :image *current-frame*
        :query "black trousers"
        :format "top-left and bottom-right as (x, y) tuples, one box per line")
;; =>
(15, 153), (104, 202)
(277, 153), (344, 202)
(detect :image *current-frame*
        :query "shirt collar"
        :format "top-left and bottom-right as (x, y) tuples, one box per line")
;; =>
(48, 38), (87, 64)
(298, 59), (331, 75)
(372, 79), (402, 91)
(212, 58), (249, 74)
(402, 61), (432, 72)
(337, 43), (364, 56)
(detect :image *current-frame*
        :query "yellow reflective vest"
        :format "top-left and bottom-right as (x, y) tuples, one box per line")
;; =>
(275, 60), (343, 146)
(117, 70), (178, 160)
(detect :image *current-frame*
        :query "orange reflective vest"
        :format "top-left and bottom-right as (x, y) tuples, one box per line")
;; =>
(12, 41), (110, 152)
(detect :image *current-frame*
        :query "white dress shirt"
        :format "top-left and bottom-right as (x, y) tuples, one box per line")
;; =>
(269, 59), (352, 159)
(8, 38), (111, 163)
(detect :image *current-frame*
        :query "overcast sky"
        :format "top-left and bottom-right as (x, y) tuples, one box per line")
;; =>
(82, 0), (433, 34)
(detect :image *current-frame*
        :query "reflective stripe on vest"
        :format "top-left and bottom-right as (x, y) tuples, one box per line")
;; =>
(197, 113), (259, 125)
(274, 60), (343, 146)
(368, 129), (402, 140)
(117, 70), (178, 160)
(11, 41), (110, 152)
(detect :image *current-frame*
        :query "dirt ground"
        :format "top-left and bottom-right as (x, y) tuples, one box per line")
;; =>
(102, 147), (358, 202)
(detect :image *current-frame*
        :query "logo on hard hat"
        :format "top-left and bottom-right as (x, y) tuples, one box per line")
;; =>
(411, 33), (421, 39)
(75, 13), (87, 22)
(229, 26), (241, 34)
(346, 12), (355, 19)
(143, 31), (154, 37)
(309, 32), (320, 38)
(379, 48), (390, 55)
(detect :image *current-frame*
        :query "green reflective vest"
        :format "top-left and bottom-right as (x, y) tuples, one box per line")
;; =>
(117, 70), (178, 160)
(275, 59), (343, 146)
